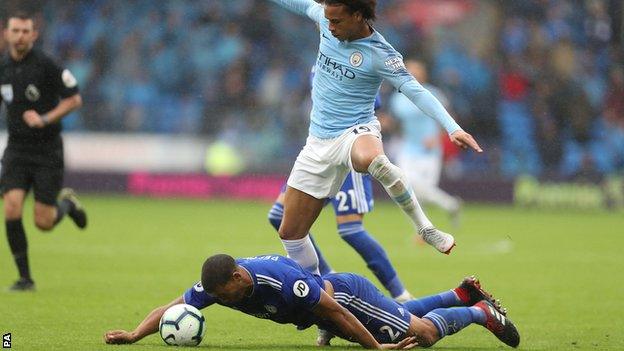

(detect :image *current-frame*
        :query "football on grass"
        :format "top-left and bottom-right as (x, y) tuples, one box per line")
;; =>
(159, 304), (206, 346)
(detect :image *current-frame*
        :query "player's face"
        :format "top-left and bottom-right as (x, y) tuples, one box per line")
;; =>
(325, 4), (364, 41)
(210, 275), (248, 304)
(4, 18), (38, 54)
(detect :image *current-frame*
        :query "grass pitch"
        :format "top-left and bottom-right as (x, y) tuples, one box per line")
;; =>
(0, 196), (622, 350)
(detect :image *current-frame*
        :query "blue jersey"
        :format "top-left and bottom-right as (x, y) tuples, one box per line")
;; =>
(183, 255), (412, 343)
(279, 171), (374, 214)
(184, 255), (325, 329)
(269, 0), (461, 139)
(389, 84), (448, 158)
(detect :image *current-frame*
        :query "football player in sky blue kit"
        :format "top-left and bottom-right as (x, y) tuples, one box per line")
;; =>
(104, 254), (520, 348)
(269, 72), (414, 303)
(265, 0), (483, 277)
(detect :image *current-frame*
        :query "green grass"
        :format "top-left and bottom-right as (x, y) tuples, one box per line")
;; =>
(0, 196), (623, 350)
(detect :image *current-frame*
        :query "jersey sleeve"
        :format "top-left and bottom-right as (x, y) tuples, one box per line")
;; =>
(372, 43), (413, 90)
(44, 56), (79, 99)
(182, 281), (217, 310)
(268, 0), (323, 22)
(373, 45), (461, 134)
(283, 273), (322, 310)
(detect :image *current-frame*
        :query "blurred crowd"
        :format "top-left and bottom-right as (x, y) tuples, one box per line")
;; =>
(0, 0), (623, 179)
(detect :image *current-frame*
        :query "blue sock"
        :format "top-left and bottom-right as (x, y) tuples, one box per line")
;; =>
(268, 203), (284, 231)
(423, 307), (485, 338)
(338, 221), (405, 298)
(268, 202), (332, 275)
(404, 291), (461, 317)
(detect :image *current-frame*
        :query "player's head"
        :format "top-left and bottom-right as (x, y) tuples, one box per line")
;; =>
(323, 0), (376, 41)
(3, 11), (38, 56)
(405, 59), (428, 83)
(201, 254), (250, 304)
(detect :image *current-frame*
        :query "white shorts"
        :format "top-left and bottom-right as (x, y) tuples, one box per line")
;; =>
(397, 152), (442, 188)
(287, 121), (382, 199)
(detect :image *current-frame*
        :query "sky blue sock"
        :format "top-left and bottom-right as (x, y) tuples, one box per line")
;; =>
(423, 307), (485, 338)
(338, 221), (405, 298)
(267, 202), (332, 275)
(404, 291), (461, 317)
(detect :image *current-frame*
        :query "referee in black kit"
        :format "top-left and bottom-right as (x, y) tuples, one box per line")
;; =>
(1, 12), (87, 291)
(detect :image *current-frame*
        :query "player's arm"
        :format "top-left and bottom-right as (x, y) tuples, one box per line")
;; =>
(23, 57), (82, 128)
(267, 0), (323, 22)
(312, 290), (380, 348)
(377, 55), (482, 153)
(397, 80), (482, 151)
(104, 296), (183, 344)
(23, 93), (82, 127)
(312, 291), (416, 349)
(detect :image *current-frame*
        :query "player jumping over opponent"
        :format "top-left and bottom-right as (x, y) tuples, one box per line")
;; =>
(264, 0), (483, 278)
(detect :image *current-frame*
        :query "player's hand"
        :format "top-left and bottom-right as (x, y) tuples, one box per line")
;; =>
(450, 130), (483, 153)
(379, 336), (418, 349)
(104, 330), (136, 344)
(22, 110), (45, 128)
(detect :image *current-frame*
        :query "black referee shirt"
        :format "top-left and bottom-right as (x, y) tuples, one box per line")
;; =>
(0, 49), (79, 148)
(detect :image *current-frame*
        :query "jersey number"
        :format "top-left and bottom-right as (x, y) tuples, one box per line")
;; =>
(335, 190), (356, 211)
(379, 326), (400, 341)
(352, 126), (371, 135)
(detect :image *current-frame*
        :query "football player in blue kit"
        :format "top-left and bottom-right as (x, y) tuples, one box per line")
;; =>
(104, 254), (520, 349)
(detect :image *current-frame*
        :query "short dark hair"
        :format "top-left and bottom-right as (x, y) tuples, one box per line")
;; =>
(201, 254), (237, 293)
(324, 0), (377, 21)
(5, 11), (34, 28)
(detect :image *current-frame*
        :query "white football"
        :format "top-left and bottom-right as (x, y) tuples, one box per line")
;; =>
(159, 304), (206, 346)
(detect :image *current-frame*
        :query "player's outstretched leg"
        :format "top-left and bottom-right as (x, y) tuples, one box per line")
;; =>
(367, 155), (454, 254)
(473, 300), (520, 348)
(404, 275), (506, 317)
(56, 188), (87, 229)
(420, 302), (520, 348)
(268, 201), (333, 275)
(6, 218), (35, 292)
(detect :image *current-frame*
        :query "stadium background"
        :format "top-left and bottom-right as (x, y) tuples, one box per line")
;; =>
(0, 0), (623, 208)
(0, 1), (623, 350)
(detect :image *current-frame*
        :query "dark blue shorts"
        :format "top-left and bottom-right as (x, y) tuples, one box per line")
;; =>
(322, 273), (411, 343)
(329, 172), (374, 215)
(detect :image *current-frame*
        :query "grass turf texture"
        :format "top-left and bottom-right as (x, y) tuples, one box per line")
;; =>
(0, 196), (622, 350)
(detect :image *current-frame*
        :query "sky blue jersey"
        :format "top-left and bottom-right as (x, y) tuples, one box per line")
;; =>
(183, 255), (325, 330)
(390, 84), (448, 157)
(269, 0), (461, 139)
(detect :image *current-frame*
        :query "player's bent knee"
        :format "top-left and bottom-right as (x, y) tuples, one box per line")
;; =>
(353, 153), (380, 173)
(4, 203), (23, 219)
(34, 218), (54, 231)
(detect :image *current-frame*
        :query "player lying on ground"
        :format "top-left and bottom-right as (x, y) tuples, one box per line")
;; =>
(104, 254), (520, 349)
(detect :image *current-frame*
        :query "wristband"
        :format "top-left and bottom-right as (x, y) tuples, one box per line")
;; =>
(41, 114), (50, 126)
